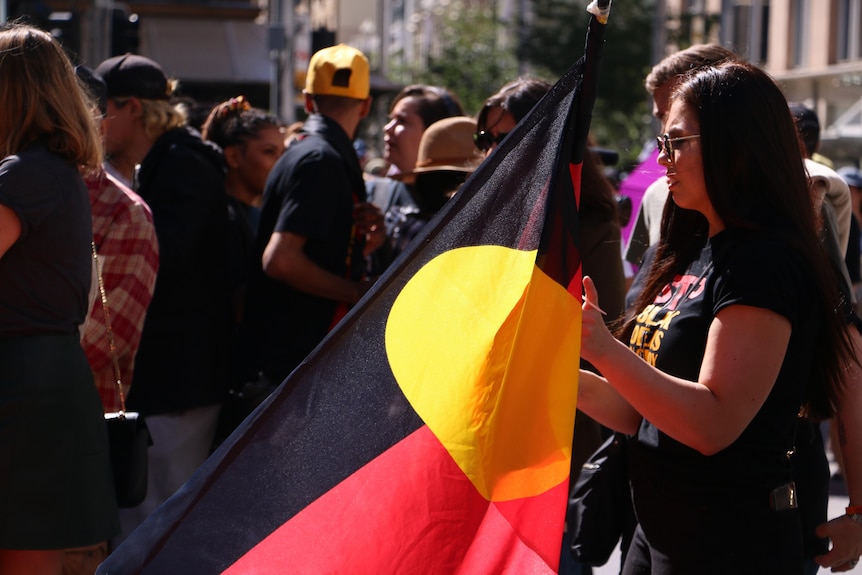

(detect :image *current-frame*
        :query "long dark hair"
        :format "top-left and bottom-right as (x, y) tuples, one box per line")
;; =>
(621, 61), (854, 420)
(479, 78), (618, 222)
(476, 77), (552, 133)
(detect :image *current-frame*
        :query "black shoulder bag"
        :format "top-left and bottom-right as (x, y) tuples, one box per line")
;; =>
(93, 242), (153, 508)
(567, 432), (631, 566)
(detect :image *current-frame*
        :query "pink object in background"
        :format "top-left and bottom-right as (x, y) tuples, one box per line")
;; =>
(618, 147), (663, 245)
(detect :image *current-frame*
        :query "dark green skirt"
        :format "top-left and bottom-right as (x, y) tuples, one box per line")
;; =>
(0, 333), (119, 548)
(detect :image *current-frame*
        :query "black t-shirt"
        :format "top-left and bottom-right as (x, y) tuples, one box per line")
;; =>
(627, 229), (815, 570)
(0, 144), (92, 336)
(226, 196), (259, 291)
(241, 114), (366, 384)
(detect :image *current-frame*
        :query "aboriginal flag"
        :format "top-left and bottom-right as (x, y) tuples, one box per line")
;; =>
(98, 5), (609, 573)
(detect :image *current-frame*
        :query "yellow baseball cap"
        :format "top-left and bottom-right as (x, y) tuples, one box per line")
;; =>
(305, 44), (370, 100)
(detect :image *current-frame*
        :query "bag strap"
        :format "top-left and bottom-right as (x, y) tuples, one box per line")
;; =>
(91, 241), (127, 418)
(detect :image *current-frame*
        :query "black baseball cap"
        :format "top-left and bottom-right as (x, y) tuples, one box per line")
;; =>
(94, 54), (171, 101)
(75, 64), (107, 113)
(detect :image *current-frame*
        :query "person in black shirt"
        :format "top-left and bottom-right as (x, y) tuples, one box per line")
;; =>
(95, 53), (233, 544)
(0, 24), (119, 573)
(201, 96), (285, 323)
(240, 45), (385, 389)
(577, 61), (856, 574)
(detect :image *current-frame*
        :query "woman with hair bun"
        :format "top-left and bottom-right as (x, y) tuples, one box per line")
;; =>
(202, 96), (285, 219)
(202, 96), (285, 305)
(202, 97), (285, 447)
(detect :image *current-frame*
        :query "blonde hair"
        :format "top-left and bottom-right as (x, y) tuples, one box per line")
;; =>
(0, 24), (102, 170)
(140, 97), (187, 140)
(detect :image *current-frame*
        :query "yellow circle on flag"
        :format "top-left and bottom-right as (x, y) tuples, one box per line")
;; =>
(385, 245), (581, 502)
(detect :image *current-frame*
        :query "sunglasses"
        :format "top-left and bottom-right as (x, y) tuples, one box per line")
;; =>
(656, 133), (700, 159)
(474, 130), (509, 152)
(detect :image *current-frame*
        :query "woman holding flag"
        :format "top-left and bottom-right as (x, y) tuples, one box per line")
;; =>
(577, 60), (856, 573)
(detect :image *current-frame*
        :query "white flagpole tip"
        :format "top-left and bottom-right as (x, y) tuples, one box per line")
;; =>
(586, 0), (611, 24)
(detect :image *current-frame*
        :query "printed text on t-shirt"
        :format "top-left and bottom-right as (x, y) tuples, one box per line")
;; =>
(629, 273), (706, 366)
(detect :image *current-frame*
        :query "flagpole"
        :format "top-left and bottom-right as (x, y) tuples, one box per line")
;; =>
(571, 0), (611, 165)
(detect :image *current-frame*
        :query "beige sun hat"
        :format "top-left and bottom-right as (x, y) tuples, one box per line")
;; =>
(398, 116), (483, 183)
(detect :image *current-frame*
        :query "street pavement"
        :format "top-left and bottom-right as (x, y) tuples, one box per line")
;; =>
(593, 478), (861, 575)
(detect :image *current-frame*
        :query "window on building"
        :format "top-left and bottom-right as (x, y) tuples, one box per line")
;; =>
(838, 0), (862, 61)
(728, 0), (769, 64)
(790, 0), (810, 67)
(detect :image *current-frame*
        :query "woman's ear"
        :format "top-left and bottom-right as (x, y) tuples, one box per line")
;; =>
(223, 145), (242, 170)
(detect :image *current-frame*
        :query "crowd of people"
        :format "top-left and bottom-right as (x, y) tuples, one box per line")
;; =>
(0, 18), (860, 575)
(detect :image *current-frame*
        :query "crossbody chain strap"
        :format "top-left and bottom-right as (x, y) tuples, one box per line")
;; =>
(91, 241), (127, 418)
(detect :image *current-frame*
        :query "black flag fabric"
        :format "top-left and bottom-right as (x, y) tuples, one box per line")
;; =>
(98, 3), (611, 571)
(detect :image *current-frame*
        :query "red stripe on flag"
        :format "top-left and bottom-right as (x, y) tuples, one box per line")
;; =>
(567, 161), (584, 296)
(223, 425), (566, 574)
(569, 162), (582, 206)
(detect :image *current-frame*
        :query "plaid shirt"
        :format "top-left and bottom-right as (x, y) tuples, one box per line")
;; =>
(82, 169), (159, 413)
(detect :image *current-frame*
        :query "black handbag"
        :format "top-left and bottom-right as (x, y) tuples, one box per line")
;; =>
(105, 411), (151, 507)
(94, 242), (152, 508)
(567, 432), (631, 566)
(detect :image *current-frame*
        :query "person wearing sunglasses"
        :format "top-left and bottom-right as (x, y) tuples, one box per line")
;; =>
(655, 133), (699, 158)
(578, 60), (858, 574)
(474, 78), (552, 156)
(619, 45), (862, 575)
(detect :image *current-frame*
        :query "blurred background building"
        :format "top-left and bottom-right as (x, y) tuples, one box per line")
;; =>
(662, 0), (862, 166)
(2, 0), (862, 165)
